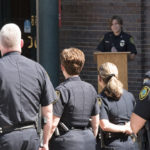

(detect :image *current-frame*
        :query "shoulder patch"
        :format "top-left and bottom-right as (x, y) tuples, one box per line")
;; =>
(56, 90), (60, 99)
(97, 97), (102, 106)
(53, 90), (60, 104)
(129, 37), (135, 44)
(139, 86), (150, 101)
(99, 35), (104, 42)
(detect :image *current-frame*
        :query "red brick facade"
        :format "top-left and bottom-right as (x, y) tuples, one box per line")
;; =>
(59, 0), (150, 98)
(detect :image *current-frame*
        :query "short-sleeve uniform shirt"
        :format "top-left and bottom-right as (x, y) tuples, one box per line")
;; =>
(53, 76), (99, 127)
(134, 84), (150, 120)
(0, 52), (57, 127)
(100, 89), (136, 124)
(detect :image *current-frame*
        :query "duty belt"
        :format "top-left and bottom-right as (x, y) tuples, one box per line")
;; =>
(104, 132), (128, 139)
(55, 122), (90, 137)
(0, 124), (35, 134)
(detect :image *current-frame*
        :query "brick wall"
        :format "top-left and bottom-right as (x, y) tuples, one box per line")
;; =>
(59, 0), (150, 99)
(141, 0), (150, 74)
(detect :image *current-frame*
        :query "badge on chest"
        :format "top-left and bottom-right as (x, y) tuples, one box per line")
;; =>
(120, 40), (125, 47)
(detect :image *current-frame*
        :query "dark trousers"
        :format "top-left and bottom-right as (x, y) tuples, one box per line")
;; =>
(101, 136), (139, 150)
(50, 128), (97, 150)
(0, 128), (40, 150)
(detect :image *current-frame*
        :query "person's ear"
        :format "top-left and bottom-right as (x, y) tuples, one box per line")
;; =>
(61, 64), (65, 72)
(0, 44), (4, 55)
(21, 39), (24, 48)
(98, 75), (104, 84)
(98, 75), (101, 82)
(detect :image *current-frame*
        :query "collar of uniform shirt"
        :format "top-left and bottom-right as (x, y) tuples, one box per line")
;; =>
(3, 51), (21, 57)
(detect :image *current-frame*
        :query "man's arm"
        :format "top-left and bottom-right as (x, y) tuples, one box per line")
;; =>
(91, 114), (99, 137)
(49, 115), (60, 139)
(41, 104), (53, 150)
(131, 113), (146, 134)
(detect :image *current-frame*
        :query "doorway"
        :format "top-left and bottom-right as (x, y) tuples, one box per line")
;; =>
(0, 0), (37, 61)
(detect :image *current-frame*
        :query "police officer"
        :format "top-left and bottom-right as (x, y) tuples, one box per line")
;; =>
(96, 16), (137, 60)
(49, 48), (99, 150)
(0, 23), (56, 150)
(131, 71), (150, 149)
(98, 62), (139, 150)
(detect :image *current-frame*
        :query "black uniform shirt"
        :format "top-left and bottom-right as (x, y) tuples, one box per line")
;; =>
(53, 76), (99, 128)
(97, 31), (137, 54)
(0, 52), (56, 127)
(134, 82), (150, 120)
(100, 89), (136, 124)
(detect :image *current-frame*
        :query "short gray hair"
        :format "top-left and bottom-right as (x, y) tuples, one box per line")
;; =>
(0, 23), (21, 49)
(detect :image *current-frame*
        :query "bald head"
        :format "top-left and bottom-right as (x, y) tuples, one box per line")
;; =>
(0, 23), (22, 55)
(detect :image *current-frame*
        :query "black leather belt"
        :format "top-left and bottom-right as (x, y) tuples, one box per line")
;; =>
(71, 126), (89, 130)
(0, 124), (35, 134)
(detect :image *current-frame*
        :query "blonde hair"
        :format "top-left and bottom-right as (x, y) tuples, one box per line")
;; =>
(0, 23), (21, 50)
(98, 62), (123, 99)
(60, 48), (85, 75)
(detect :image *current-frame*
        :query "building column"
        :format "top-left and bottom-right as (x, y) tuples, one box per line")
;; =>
(38, 0), (59, 87)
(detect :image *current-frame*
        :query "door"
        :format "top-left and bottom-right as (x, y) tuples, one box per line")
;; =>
(0, 0), (37, 61)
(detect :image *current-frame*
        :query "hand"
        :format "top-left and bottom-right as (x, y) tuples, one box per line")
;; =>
(111, 46), (118, 52)
(39, 144), (49, 150)
(124, 122), (133, 135)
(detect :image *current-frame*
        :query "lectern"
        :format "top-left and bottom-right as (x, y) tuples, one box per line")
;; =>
(94, 52), (130, 93)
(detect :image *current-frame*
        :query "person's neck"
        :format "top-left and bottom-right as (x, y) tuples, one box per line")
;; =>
(64, 73), (79, 79)
(2, 49), (21, 56)
(101, 83), (106, 90)
(113, 30), (121, 36)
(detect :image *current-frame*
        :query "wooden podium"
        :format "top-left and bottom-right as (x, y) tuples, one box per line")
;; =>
(94, 52), (130, 93)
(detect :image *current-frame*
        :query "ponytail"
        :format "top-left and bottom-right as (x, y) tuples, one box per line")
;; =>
(105, 76), (123, 99)
(98, 62), (123, 100)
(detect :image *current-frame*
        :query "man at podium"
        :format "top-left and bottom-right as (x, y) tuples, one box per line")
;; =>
(96, 16), (137, 60)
